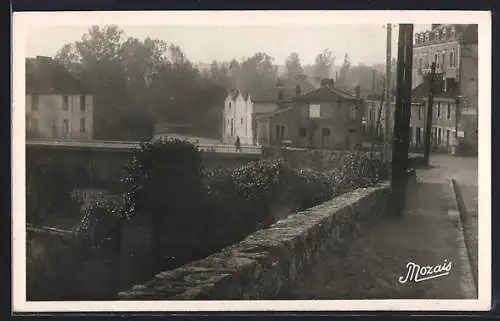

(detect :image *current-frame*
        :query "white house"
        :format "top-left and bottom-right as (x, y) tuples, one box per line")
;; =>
(26, 56), (94, 140)
(222, 90), (254, 145)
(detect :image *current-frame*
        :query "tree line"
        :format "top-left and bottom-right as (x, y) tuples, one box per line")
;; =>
(54, 25), (392, 139)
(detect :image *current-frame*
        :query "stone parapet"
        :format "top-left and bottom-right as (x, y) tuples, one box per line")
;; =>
(117, 183), (390, 300)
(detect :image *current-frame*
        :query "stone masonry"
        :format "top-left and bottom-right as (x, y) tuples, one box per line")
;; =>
(117, 183), (389, 300)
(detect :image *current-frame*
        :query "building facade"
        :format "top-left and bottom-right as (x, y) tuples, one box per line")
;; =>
(222, 90), (254, 145)
(26, 56), (94, 140)
(221, 76), (316, 145)
(256, 80), (364, 150)
(412, 24), (478, 154)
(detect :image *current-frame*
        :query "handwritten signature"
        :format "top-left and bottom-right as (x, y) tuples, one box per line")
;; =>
(398, 259), (452, 284)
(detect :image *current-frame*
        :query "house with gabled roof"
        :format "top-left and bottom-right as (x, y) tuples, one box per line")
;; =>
(255, 78), (364, 150)
(26, 56), (94, 140)
(221, 75), (316, 145)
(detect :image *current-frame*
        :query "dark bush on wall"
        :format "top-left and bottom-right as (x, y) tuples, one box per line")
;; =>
(121, 138), (205, 273)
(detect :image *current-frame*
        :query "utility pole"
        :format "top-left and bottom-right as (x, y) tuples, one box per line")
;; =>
(423, 63), (436, 165)
(400, 25), (414, 165)
(390, 24), (414, 218)
(384, 23), (392, 163)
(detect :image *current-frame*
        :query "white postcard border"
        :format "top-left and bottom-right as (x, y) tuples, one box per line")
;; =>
(12, 10), (492, 312)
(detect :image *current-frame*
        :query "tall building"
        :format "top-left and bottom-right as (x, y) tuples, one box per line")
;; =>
(411, 24), (478, 154)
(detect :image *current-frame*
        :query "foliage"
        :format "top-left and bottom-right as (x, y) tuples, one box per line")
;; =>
(313, 49), (335, 79)
(120, 138), (205, 271)
(285, 52), (304, 80)
(114, 112), (155, 141)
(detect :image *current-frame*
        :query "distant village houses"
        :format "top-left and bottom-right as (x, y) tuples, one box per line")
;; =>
(222, 76), (365, 151)
(26, 56), (94, 140)
(221, 75), (315, 146)
(256, 79), (364, 150)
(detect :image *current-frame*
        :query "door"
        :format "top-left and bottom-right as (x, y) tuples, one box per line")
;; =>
(321, 128), (332, 149)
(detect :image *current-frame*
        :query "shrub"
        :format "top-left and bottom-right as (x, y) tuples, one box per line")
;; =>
(121, 138), (205, 272)
(199, 153), (390, 253)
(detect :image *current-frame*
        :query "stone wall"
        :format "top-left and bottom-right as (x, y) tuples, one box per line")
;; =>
(117, 183), (389, 300)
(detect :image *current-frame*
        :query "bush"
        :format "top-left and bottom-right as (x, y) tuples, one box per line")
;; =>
(121, 138), (205, 272)
(199, 153), (390, 253)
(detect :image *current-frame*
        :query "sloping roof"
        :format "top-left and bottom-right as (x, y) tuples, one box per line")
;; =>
(254, 106), (293, 120)
(292, 85), (359, 102)
(411, 79), (458, 101)
(227, 89), (250, 101)
(250, 78), (316, 103)
(26, 56), (91, 95)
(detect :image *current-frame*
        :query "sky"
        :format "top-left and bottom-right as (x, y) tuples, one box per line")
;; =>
(25, 24), (432, 67)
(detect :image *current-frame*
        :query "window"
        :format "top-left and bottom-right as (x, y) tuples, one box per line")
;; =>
(80, 95), (86, 112)
(322, 128), (331, 137)
(30, 118), (39, 135)
(419, 57), (423, 69)
(299, 128), (307, 138)
(32, 95), (39, 111)
(409, 127), (413, 145)
(241, 117), (243, 125)
(275, 125), (285, 140)
(437, 102), (441, 118)
(449, 51), (454, 67)
(230, 119), (234, 136)
(418, 106), (422, 120)
(446, 129), (450, 146)
(442, 53), (446, 67)
(416, 127), (421, 145)
(350, 105), (357, 120)
(447, 102), (451, 119)
(438, 128), (442, 145)
(80, 118), (86, 133)
(62, 119), (69, 136)
(309, 104), (321, 118)
(229, 102), (232, 109)
(63, 96), (69, 111)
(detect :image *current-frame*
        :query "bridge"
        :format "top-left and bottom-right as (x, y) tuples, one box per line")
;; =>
(26, 138), (263, 154)
(26, 139), (263, 186)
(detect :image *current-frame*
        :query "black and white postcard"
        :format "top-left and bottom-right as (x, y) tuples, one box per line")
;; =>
(12, 10), (491, 312)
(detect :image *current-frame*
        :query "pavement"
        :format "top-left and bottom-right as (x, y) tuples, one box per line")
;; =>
(285, 154), (478, 300)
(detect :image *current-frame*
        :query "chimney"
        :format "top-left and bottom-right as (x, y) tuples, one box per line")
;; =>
(355, 85), (361, 99)
(295, 84), (301, 96)
(372, 70), (376, 94)
(277, 77), (285, 105)
(321, 78), (334, 88)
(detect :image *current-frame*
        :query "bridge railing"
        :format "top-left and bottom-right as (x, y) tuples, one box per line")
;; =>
(197, 143), (262, 154)
(26, 139), (263, 155)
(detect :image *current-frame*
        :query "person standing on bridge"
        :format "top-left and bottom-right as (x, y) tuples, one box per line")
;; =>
(235, 136), (241, 152)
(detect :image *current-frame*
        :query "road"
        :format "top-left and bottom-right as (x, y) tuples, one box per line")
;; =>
(283, 154), (479, 300)
(428, 155), (479, 288)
